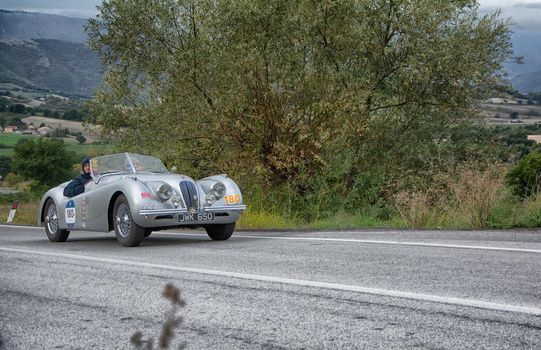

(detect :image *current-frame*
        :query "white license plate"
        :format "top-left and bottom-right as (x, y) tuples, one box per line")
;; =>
(178, 212), (214, 222)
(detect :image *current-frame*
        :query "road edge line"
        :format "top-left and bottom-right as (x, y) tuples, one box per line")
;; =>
(1, 246), (540, 316)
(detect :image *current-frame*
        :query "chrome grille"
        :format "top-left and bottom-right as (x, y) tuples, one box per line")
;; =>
(179, 181), (198, 211)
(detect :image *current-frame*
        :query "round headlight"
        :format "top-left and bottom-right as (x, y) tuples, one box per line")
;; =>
(172, 194), (182, 207)
(156, 183), (173, 201)
(206, 193), (216, 205)
(211, 182), (226, 198)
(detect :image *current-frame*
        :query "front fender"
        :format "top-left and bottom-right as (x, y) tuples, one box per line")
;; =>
(37, 185), (68, 226)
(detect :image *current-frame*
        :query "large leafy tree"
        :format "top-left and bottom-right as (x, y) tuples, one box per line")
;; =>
(87, 0), (512, 195)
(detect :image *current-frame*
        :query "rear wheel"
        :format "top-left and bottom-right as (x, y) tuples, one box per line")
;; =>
(113, 195), (145, 247)
(205, 222), (235, 241)
(44, 200), (70, 242)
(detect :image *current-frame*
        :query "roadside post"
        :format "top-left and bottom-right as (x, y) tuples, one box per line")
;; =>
(6, 201), (19, 223)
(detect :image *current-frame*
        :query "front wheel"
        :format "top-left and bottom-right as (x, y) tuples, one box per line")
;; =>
(205, 223), (235, 241)
(113, 195), (145, 247)
(44, 199), (70, 242)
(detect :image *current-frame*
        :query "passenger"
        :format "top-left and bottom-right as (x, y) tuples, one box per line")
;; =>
(63, 157), (92, 197)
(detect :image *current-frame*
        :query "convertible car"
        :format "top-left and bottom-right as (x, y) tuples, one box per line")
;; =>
(37, 153), (246, 247)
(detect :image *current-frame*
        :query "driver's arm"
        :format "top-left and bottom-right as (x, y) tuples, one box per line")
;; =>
(63, 178), (84, 197)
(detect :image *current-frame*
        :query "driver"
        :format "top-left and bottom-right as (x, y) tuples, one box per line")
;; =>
(63, 157), (92, 197)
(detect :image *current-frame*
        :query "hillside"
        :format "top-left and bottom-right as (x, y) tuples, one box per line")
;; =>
(0, 10), (87, 43)
(514, 70), (541, 93)
(0, 9), (540, 95)
(505, 29), (541, 93)
(0, 39), (101, 96)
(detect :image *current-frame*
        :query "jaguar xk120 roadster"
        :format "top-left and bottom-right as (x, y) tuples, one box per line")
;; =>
(38, 153), (246, 247)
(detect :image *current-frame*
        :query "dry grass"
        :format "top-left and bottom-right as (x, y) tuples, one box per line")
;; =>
(0, 201), (38, 225)
(393, 166), (507, 229)
(393, 190), (445, 228)
(444, 166), (507, 228)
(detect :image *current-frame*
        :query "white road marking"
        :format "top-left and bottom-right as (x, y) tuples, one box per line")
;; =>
(3, 225), (540, 253)
(1, 224), (42, 230)
(1, 246), (540, 316)
(0, 225), (541, 254)
(159, 232), (541, 254)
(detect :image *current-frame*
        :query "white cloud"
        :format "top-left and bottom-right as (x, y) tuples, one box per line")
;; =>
(2, 0), (541, 30)
(1, 0), (100, 19)
(480, 0), (541, 7)
(479, 0), (541, 30)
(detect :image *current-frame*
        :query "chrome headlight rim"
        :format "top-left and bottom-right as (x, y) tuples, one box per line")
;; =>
(210, 181), (226, 198)
(206, 193), (216, 205)
(171, 194), (182, 207)
(156, 183), (173, 201)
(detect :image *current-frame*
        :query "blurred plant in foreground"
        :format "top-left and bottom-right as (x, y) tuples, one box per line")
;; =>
(130, 284), (187, 350)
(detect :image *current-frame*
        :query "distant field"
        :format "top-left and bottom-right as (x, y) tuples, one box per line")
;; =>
(479, 102), (541, 125)
(0, 111), (27, 124)
(22, 116), (86, 132)
(22, 116), (102, 141)
(0, 133), (31, 146)
(0, 133), (115, 157)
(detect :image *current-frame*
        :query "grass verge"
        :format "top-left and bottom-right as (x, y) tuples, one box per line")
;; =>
(0, 201), (38, 225)
(5, 194), (541, 231)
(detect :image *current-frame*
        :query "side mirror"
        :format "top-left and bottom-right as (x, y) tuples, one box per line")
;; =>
(170, 166), (177, 174)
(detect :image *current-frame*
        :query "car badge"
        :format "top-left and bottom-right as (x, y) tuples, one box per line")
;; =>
(189, 207), (197, 214)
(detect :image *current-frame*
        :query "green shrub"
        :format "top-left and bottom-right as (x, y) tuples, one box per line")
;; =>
(506, 151), (541, 198)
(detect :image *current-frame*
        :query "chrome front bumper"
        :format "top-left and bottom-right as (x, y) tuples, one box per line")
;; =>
(138, 204), (246, 216)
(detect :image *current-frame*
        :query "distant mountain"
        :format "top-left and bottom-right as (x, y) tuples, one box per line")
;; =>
(0, 9), (88, 43)
(0, 39), (101, 96)
(0, 9), (540, 95)
(0, 10), (100, 96)
(505, 30), (541, 93)
(513, 71), (541, 93)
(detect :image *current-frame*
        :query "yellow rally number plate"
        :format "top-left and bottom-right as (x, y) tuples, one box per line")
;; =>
(224, 194), (241, 205)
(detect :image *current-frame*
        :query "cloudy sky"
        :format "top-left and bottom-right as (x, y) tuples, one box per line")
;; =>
(479, 0), (541, 30)
(2, 0), (541, 30)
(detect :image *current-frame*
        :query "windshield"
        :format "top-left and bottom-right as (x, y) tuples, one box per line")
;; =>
(90, 153), (168, 177)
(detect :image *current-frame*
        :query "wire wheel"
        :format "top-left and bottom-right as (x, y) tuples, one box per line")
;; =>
(113, 194), (145, 247)
(43, 200), (70, 242)
(115, 203), (132, 238)
(46, 203), (59, 235)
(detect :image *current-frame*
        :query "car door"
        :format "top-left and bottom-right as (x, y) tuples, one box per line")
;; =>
(60, 192), (85, 230)
(81, 175), (123, 232)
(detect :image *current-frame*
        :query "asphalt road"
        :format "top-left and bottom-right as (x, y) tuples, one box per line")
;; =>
(1, 225), (540, 349)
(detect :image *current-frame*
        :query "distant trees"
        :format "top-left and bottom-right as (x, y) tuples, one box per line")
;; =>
(9, 103), (25, 113)
(0, 97), (10, 111)
(76, 134), (87, 144)
(50, 127), (69, 138)
(64, 109), (82, 120)
(10, 116), (25, 127)
(12, 138), (75, 192)
(0, 156), (12, 179)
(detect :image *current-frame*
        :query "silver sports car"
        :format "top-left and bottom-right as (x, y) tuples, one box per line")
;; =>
(37, 153), (246, 247)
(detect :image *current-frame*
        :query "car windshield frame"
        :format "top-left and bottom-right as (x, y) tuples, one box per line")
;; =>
(90, 153), (168, 179)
